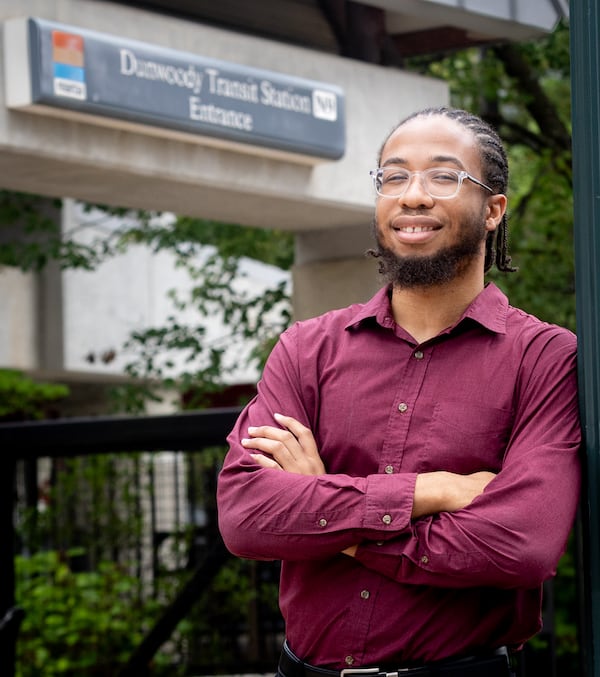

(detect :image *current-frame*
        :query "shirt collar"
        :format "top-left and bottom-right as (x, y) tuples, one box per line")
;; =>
(345, 282), (508, 335)
(462, 282), (508, 334)
(345, 286), (394, 331)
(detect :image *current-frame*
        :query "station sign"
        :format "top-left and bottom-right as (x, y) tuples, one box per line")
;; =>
(4, 17), (346, 162)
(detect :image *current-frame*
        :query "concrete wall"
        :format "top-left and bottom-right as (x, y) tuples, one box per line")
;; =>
(292, 224), (382, 320)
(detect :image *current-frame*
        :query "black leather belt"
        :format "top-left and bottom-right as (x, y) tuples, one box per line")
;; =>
(278, 641), (515, 677)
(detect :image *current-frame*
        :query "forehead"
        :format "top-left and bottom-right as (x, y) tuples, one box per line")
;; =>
(381, 115), (481, 170)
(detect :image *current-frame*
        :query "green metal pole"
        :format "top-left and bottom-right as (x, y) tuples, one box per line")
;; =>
(571, 0), (600, 675)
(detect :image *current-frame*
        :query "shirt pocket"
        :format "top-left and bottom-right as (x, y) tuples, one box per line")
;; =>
(420, 400), (513, 474)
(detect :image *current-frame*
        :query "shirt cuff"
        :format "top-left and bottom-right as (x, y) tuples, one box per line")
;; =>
(362, 472), (417, 534)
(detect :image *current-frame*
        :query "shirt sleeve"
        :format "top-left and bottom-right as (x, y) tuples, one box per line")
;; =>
(352, 329), (582, 589)
(217, 323), (418, 561)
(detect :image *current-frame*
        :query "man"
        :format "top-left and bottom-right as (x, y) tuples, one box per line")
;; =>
(216, 107), (581, 677)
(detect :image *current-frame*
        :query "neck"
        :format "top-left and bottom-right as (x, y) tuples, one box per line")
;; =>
(390, 272), (484, 344)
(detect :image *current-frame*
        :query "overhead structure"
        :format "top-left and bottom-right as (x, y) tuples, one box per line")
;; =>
(112, 0), (568, 59)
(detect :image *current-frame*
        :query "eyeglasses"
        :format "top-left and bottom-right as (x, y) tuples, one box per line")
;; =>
(370, 167), (494, 200)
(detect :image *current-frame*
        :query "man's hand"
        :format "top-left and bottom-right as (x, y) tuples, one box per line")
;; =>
(342, 471), (496, 559)
(242, 418), (494, 556)
(412, 470), (496, 518)
(241, 413), (326, 476)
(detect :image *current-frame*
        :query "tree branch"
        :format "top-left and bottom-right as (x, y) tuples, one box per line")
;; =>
(492, 43), (571, 154)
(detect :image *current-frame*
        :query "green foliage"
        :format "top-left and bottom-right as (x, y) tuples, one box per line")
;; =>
(75, 204), (294, 270)
(115, 250), (291, 409)
(14, 446), (280, 675)
(0, 192), (110, 271)
(0, 370), (69, 421)
(15, 548), (161, 677)
(0, 198), (294, 274)
(488, 147), (575, 330)
(176, 557), (281, 670)
(171, 216), (294, 270)
(16, 451), (178, 674)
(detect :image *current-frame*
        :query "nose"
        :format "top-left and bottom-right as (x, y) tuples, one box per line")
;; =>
(399, 173), (434, 208)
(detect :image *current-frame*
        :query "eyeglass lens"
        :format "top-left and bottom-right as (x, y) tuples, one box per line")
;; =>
(374, 168), (464, 198)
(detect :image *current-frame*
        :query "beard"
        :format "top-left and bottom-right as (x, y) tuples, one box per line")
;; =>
(367, 214), (488, 289)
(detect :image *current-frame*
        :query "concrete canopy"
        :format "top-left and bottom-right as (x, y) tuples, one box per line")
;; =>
(110, 0), (568, 57)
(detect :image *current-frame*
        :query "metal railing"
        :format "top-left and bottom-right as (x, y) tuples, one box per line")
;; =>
(0, 408), (284, 677)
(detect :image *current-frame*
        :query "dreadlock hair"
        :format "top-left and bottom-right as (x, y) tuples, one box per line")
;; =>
(378, 107), (516, 274)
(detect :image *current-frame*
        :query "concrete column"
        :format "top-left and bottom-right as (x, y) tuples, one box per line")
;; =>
(36, 202), (65, 372)
(0, 266), (37, 369)
(0, 197), (63, 372)
(37, 258), (64, 372)
(292, 224), (382, 320)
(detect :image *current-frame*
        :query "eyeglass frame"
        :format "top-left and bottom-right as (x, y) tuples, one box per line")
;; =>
(369, 166), (494, 200)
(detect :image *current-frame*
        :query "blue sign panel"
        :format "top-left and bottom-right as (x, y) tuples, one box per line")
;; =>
(26, 18), (345, 160)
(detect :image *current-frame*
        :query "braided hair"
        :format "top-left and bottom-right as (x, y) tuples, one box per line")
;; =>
(378, 107), (516, 273)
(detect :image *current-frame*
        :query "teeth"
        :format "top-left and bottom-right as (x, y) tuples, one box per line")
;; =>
(401, 226), (433, 233)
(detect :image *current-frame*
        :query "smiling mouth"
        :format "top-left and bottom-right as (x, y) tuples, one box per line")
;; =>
(391, 216), (441, 234)
(397, 225), (438, 233)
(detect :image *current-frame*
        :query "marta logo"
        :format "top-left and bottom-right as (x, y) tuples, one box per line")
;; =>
(52, 30), (87, 100)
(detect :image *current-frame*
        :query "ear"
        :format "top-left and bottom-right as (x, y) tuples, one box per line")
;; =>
(485, 194), (507, 233)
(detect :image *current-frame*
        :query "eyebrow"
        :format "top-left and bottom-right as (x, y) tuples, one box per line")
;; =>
(381, 155), (467, 170)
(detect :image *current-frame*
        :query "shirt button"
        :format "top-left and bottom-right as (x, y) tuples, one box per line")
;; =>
(345, 656), (355, 666)
(398, 402), (408, 413)
(384, 465), (394, 474)
(360, 589), (370, 599)
(318, 518), (327, 527)
(414, 350), (424, 360)
(421, 555), (429, 564)
(382, 514), (392, 525)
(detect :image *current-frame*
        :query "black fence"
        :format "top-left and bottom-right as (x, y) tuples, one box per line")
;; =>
(0, 410), (583, 676)
(0, 408), (284, 677)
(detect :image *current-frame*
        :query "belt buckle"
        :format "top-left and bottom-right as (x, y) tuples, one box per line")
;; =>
(340, 669), (381, 677)
(340, 670), (410, 677)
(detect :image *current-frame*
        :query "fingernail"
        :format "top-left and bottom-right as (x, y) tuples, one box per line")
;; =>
(248, 427), (257, 433)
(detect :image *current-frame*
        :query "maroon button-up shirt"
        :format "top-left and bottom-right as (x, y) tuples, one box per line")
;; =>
(217, 283), (581, 668)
